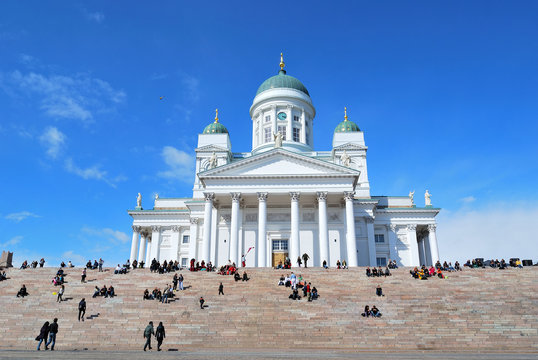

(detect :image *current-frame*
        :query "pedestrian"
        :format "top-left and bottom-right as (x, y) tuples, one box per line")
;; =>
(57, 285), (64, 303)
(172, 274), (178, 291)
(199, 296), (205, 309)
(241, 254), (246, 267)
(376, 285), (384, 297)
(78, 298), (86, 322)
(302, 253), (310, 268)
(218, 282), (224, 295)
(81, 268), (86, 283)
(143, 321), (154, 351)
(178, 273), (184, 290)
(39, 258), (45, 268)
(45, 318), (58, 350)
(36, 321), (50, 350)
(98, 258), (104, 272)
(297, 256), (302, 267)
(155, 321), (165, 351)
(161, 285), (170, 304)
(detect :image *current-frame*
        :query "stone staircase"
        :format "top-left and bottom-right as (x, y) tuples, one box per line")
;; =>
(0, 266), (537, 351)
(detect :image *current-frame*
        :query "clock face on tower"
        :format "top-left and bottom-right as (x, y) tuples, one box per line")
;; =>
(277, 112), (287, 120)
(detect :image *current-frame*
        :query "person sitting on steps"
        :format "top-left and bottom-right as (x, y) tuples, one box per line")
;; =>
(242, 271), (249, 281)
(361, 305), (370, 317)
(17, 284), (28, 298)
(376, 284), (384, 297)
(371, 305), (382, 317)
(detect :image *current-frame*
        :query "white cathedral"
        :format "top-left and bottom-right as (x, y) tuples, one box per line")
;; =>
(128, 55), (440, 268)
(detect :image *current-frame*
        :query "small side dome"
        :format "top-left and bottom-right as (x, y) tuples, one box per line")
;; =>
(334, 107), (360, 133)
(203, 109), (228, 134)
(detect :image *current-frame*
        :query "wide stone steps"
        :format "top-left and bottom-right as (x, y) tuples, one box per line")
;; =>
(0, 267), (537, 351)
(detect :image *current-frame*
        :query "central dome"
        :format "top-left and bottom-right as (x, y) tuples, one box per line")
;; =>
(256, 69), (310, 97)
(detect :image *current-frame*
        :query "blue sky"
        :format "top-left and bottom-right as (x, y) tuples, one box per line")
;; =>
(1, 1), (537, 266)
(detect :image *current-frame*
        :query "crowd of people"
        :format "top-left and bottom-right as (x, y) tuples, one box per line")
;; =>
(3, 253), (533, 352)
(92, 285), (115, 298)
(365, 266), (391, 277)
(277, 272), (319, 302)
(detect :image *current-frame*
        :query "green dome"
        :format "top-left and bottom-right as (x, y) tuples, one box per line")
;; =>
(256, 69), (310, 96)
(203, 121), (228, 134)
(334, 119), (360, 133)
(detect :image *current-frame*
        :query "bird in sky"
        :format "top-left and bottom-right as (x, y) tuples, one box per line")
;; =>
(159, 96), (165, 100)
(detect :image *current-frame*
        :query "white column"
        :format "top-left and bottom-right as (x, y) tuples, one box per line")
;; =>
(317, 192), (329, 267)
(272, 105), (278, 137)
(300, 108), (306, 143)
(418, 237), (426, 266)
(407, 224), (420, 266)
(202, 192), (214, 263)
(130, 226), (140, 264)
(237, 205), (244, 265)
(290, 192), (300, 266)
(428, 224), (440, 265)
(150, 225), (161, 262)
(424, 233), (432, 266)
(138, 231), (147, 263)
(171, 226), (181, 262)
(388, 225), (398, 265)
(188, 218), (199, 261)
(366, 218), (376, 267)
(257, 192), (268, 267)
(230, 192), (241, 266)
(287, 106), (293, 141)
(145, 237), (151, 265)
(344, 191), (358, 267)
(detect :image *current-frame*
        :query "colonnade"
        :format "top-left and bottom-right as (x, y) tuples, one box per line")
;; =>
(129, 194), (440, 267)
(200, 190), (359, 267)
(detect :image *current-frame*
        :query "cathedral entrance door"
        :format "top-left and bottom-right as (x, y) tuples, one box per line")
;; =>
(272, 239), (288, 267)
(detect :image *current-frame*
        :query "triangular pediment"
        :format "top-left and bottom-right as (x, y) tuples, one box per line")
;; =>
(333, 143), (367, 151)
(198, 148), (359, 178)
(195, 144), (230, 153)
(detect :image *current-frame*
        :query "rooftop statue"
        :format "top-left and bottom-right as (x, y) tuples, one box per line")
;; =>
(340, 150), (351, 167)
(273, 131), (283, 148)
(409, 190), (415, 204)
(209, 152), (218, 169)
(136, 193), (142, 208)
(425, 190), (432, 206)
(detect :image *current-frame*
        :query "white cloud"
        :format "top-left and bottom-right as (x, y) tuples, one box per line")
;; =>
(61, 250), (86, 266)
(5, 211), (40, 222)
(157, 146), (194, 182)
(81, 226), (130, 244)
(460, 196), (476, 204)
(0, 235), (23, 248)
(0, 70), (125, 124)
(86, 11), (105, 23)
(39, 126), (66, 159)
(437, 203), (538, 263)
(181, 74), (200, 103)
(64, 158), (126, 188)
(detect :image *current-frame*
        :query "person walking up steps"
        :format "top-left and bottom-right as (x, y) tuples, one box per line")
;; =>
(45, 318), (58, 350)
(57, 285), (64, 303)
(218, 282), (224, 295)
(302, 253), (310, 268)
(199, 296), (205, 309)
(155, 321), (166, 351)
(143, 321), (154, 351)
(81, 268), (86, 283)
(36, 321), (49, 351)
(78, 298), (86, 321)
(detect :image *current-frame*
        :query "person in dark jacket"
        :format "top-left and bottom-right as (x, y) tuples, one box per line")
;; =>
(45, 318), (58, 350)
(36, 321), (49, 350)
(78, 298), (86, 322)
(218, 283), (224, 295)
(143, 321), (154, 351)
(155, 322), (166, 351)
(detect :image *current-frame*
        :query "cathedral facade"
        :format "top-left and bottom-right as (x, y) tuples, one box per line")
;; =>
(128, 56), (440, 268)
